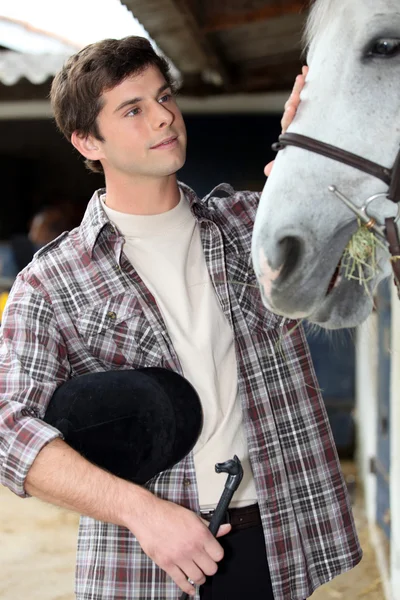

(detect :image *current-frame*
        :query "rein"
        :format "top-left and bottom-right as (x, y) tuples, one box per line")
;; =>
(272, 132), (400, 291)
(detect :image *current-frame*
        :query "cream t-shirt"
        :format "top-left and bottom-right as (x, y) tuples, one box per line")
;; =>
(102, 191), (257, 509)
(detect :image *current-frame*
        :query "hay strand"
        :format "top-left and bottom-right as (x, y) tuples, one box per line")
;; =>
(342, 220), (388, 292)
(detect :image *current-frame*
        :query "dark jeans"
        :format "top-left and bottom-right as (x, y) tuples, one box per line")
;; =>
(199, 522), (275, 600)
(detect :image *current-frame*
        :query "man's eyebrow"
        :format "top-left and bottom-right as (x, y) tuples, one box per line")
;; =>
(113, 83), (171, 113)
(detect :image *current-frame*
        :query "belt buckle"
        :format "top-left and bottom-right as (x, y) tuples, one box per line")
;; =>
(200, 509), (214, 521)
(200, 509), (231, 525)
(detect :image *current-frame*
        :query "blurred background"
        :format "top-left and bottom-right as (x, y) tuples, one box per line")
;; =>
(0, 1), (397, 599)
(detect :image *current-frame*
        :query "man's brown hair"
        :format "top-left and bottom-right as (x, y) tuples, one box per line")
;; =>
(50, 36), (174, 174)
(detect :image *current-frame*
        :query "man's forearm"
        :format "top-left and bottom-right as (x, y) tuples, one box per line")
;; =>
(24, 432), (229, 597)
(25, 437), (152, 528)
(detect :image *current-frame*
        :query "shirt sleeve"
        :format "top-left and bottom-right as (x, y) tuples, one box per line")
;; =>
(228, 190), (262, 235)
(0, 276), (69, 497)
(242, 190), (261, 224)
(232, 190), (261, 227)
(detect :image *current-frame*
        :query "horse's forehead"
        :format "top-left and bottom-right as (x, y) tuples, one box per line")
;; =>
(308, 0), (400, 68)
(325, 0), (397, 12)
(357, 0), (400, 17)
(310, 0), (398, 39)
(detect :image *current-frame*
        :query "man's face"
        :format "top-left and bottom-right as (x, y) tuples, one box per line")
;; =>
(95, 66), (187, 180)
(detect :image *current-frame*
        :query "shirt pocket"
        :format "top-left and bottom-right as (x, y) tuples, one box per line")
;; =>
(226, 252), (286, 332)
(75, 294), (162, 369)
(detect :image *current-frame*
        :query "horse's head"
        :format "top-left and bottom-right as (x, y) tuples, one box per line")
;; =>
(252, 0), (400, 329)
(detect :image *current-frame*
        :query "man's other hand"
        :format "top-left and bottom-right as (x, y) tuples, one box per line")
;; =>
(264, 65), (309, 177)
(130, 495), (231, 596)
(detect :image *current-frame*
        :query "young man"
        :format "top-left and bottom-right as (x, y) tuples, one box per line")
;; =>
(0, 37), (361, 600)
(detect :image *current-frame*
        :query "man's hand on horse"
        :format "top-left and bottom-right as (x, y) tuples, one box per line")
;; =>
(264, 66), (309, 177)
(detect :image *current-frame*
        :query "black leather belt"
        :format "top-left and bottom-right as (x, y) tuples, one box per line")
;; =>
(200, 503), (261, 530)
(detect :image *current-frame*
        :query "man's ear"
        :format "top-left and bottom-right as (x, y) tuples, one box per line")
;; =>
(71, 131), (104, 162)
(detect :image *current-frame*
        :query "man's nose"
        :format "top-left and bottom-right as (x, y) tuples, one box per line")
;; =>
(151, 102), (174, 129)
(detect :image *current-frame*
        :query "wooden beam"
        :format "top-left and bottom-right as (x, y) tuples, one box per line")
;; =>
(238, 49), (304, 70)
(202, 1), (308, 33)
(238, 59), (304, 93)
(172, 0), (233, 87)
(120, 0), (229, 86)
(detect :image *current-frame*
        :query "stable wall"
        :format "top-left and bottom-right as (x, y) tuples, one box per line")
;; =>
(390, 284), (400, 598)
(0, 114), (281, 238)
(356, 283), (400, 600)
(356, 315), (378, 525)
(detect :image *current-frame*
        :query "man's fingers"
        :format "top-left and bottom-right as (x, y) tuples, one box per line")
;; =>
(199, 519), (231, 538)
(292, 73), (306, 97)
(215, 523), (231, 538)
(193, 552), (219, 579)
(203, 534), (225, 563)
(168, 565), (196, 596)
(263, 66), (308, 178)
(264, 161), (274, 177)
(180, 560), (206, 586)
(284, 90), (300, 111)
(281, 67), (308, 133)
(281, 105), (296, 133)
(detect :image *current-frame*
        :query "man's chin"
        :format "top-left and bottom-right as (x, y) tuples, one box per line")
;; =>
(156, 154), (186, 177)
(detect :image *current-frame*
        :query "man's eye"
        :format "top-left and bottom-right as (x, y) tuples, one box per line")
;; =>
(367, 38), (400, 58)
(159, 94), (171, 103)
(126, 107), (140, 117)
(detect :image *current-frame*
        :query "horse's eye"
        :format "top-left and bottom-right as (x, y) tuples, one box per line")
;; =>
(367, 38), (400, 58)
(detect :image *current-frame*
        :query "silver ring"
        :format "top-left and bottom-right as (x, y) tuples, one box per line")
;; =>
(187, 578), (195, 586)
(362, 192), (400, 223)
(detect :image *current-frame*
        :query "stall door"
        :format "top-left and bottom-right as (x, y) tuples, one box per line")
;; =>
(375, 279), (392, 539)
(306, 330), (355, 457)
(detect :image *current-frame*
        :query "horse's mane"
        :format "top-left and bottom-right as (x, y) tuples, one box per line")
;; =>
(303, 0), (336, 49)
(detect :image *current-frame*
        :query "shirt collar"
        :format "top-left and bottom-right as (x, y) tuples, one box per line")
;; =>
(80, 188), (111, 257)
(80, 181), (235, 257)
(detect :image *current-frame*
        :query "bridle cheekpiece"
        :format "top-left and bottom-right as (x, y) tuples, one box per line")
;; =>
(273, 132), (400, 291)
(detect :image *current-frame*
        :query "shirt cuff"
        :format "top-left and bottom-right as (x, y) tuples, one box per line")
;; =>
(0, 417), (63, 498)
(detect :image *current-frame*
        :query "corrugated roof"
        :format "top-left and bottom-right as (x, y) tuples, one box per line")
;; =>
(120, 0), (310, 95)
(0, 1), (309, 96)
(0, 17), (78, 87)
(0, 51), (70, 85)
(0, 16), (78, 54)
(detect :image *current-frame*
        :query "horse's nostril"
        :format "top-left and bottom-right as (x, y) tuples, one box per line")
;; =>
(278, 236), (303, 282)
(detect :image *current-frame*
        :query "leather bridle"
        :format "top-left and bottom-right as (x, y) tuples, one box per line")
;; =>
(272, 132), (400, 289)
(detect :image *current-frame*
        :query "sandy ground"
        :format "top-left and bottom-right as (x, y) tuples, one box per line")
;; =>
(0, 462), (385, 600)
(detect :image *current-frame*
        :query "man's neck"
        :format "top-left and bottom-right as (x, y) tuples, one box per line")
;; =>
(103, 173), (180, 215)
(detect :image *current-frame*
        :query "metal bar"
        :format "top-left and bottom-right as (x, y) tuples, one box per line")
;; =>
(328, 185), (387, 240)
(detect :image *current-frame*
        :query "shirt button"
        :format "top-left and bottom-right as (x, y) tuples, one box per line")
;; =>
(107, 311), (117, 320)
(183, 478), (191, 488)
(114, 263), (120, 271)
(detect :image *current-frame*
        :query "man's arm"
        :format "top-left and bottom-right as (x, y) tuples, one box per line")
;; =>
(26, 436), (230, 597)
(25, 437), (146, 522)
(0, 278), (229, 597)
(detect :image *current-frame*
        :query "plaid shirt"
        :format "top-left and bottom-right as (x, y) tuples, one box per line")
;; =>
(0, 182), (361, 600)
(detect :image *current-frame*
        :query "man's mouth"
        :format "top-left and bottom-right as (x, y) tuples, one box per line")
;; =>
(150, 135), (178, 149)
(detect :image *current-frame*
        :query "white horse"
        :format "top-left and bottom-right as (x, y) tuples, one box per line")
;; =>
(252, 0), (400, 329)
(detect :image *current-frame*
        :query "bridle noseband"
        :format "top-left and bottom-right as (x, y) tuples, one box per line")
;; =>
(272, 132), (400, 288)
